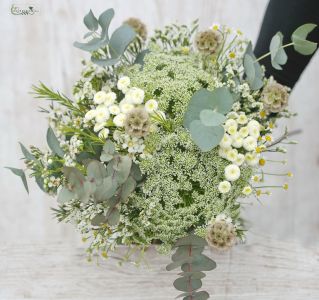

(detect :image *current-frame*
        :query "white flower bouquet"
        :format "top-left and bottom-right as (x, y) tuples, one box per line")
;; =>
(8, 8), (317, 299)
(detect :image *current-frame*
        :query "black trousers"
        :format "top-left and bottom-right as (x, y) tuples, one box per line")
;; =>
(254, 0), (319, 89)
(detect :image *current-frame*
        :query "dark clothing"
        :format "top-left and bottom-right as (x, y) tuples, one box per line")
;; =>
(254, 0), (319, 88)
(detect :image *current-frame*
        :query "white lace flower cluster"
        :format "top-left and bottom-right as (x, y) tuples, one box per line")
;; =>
(217, 112), (262, 194)
(60, 136), (83, 167)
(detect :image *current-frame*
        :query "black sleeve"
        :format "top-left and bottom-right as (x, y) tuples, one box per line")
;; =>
(254, 0), (319, 89)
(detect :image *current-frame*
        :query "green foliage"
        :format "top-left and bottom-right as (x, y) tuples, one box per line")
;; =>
(244, 42), (263, 90)
(47, 127), (65, 158)
(6, 167), (29, 193)
(167, 234), (216, 299)
(292, 23), (318, 55)
(269, 32), (287, 70)
(184, 88), (234, 152)
(19, 142), (35, 161)
(74, 8), (136, 66)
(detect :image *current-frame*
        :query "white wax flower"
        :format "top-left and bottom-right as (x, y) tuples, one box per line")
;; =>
(243, 136), (257, 151)
(93, 91), (108, 105)
(125, 87), (145, 104)
(224, 164), (241, 181)
(109, 104), (121, 115)
(113, 113), (126, 127)
(218, 181), (231, 194)
(117, 76), (131, 92)
(145, 99), (158, 113)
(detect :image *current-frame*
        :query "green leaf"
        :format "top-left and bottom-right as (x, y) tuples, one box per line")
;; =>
(94, 176), (118, 202)
(19, 142), (35, 161)
(130, 163), (143, 182)
(112, 156), (132, 184)
(184, 291), (209, 300)
(270, 32), (288, 70)
(175, 234), (207, 247)
(91, 214), (108, 226)
(184, 88), (234, 130)
(172, 246), (205, 262)
(199, 110), (226, 127)
(6, 167), (29, 193)
(47, 127), (64, 158)
(178, 272), (206, 280)
(134, 49), (150, 67)
(83, 9), (98, 31)
(109, 24), (136, 60)
(86, 160), (107, 186)
(100, 140), (115, 162)
(35, 176), (46, 192)
(189, 120), (224, 152)
(182, 254), (217, 272)
(57, 187), (75, 204)
(106, 207), (120, 226)
(244, 43), (264, 90)
(98, 8), (115, 42)
(74, 38), (104, 52)
(292, 23), (318, 55)
(119, 176), (136, 201)
(174, 277), (202, 292)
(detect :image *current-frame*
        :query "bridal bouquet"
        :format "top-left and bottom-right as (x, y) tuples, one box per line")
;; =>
(8, 8), (317, 299)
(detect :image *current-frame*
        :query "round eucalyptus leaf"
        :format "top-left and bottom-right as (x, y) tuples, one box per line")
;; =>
(292, 23), (318, 55)
(83, 9), (98, 31)
(173, 277), (202, 292)
(57, 187), (75, 204)
(200, 110), (226, 126)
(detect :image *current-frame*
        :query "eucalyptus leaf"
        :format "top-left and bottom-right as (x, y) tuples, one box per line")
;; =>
(91, 214), (108, 226)
(184, 291), (209, 300)
(134, 49), (150, 68)
(46, 127), (64, 158)
(19, 142), (35, 161)
(118, 176), (136, 201)
(269, 32), (287, 70)
(74, 38), (104, 52)
(109, 24), (136, 60)
(199, 110), (226, 127)
(87, 160), (107, 186)
(189, 120), (224, 152)
(83, 9), (98, 31)
(130, 163), (143, 182)
(292, 23), (318, 55)
(57, 187), (75, 204)
(106, 207), (120, 226)
(174, 234), (207, 247)
(182, 255), (217, 272)
(112, 155), (132, 184)
(172, 245), (205, 262)
(177, 272), (206, 280)
(100, 140), (115, 162)
(6, 167), (29, 193)
(173, 277), (202, 292)
(35, 176), (46, 192)
(98, 8), (115, 42)
(94, 176), (118, 202)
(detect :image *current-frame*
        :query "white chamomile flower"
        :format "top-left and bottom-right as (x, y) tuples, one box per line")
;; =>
(95, 106), (110, 123)
(226, 148), (238, 162)
(145, 99), (158, 113)
(119, 100), (134, 114)
(98, 128), (110, 139)
(231, 133), (243, 148)
(84, 109), (97, 121)
(113, 113), (126, 127)
(243, 136), (257, 151)
(117, 76), (130, 92)
(234, 153), (245, 166)
(218, 181), (231, 194)
(93, 91), (108, 105)
(239, 126), (249, 138)
(224, 164), (241, 181)
(93, 122), (105, 132)
(227, 125), (237, 136)
(245, 152), (259, 166)
(125, 87), (145, 104)
(242, 186), (253, 195)
(237, 114), (248, 125)
(247, 120), (260, 130)
(104, 92), (116, 106)
(211, 23), (220, 31)
(219, 133), (232, 148)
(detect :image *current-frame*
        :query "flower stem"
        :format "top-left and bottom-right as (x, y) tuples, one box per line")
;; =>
(255, 42), (294, 62)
